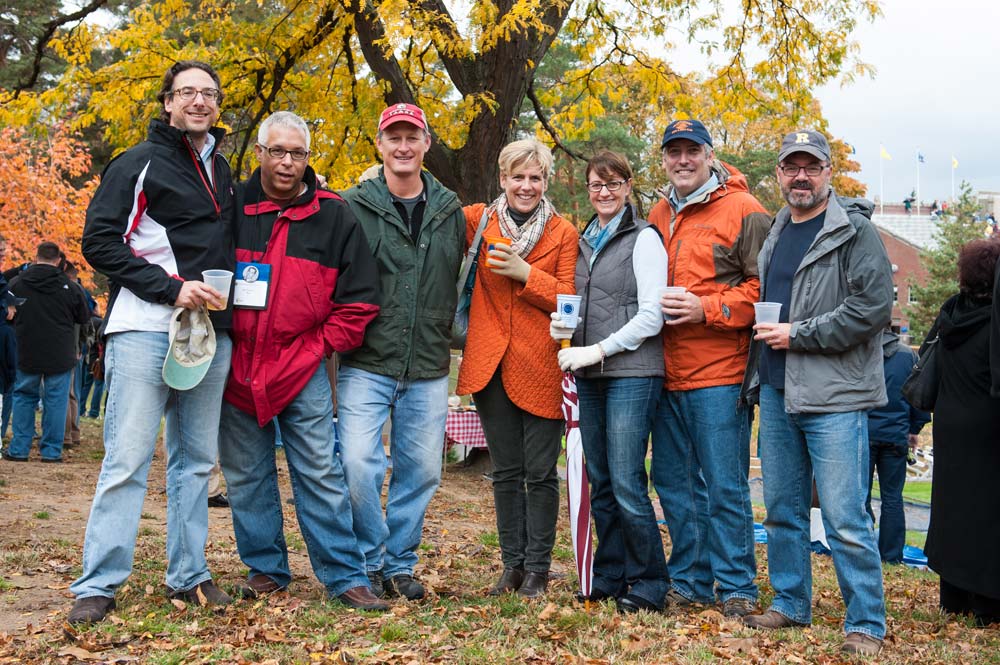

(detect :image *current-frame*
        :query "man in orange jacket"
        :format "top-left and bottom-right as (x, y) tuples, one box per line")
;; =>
(648, 120), (771, 617)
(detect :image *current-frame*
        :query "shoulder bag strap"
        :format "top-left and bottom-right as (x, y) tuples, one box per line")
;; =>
(456, 209), (491, 299)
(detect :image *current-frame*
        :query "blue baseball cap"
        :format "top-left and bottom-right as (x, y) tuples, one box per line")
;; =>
(661, 119), (713, 149)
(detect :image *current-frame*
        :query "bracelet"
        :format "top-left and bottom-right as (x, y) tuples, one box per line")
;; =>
(597, 342), (606, 374)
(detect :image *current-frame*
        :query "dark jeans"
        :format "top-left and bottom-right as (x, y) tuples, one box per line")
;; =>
(865, 439), (907, 563)
(1, 388), (11, 439)
(475, 370), (562, 573)
(576, 375), (668, 607)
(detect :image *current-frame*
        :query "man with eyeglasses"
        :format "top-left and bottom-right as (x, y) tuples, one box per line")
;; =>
(337, 103), (465, 601)
(70, 61), (236, 625)
(216, 111), (387, 611)
(647, 119), (770, 618)
(739, 130), (893, 657)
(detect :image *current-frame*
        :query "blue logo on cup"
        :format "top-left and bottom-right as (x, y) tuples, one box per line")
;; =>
(562, 303), (574, 314)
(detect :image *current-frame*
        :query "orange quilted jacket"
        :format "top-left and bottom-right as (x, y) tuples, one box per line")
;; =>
(456, 204), (579, 418)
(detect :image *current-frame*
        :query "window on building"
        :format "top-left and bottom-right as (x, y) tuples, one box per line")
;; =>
(908, 289), (918, 305)
(893, 285), (899, 304)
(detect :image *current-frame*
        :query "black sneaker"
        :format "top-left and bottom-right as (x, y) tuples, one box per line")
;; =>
(384, 573), (425, 600)
(367, 570), (385, 598)
(207, 493), (230, 508)
(67, 596), (116, 625)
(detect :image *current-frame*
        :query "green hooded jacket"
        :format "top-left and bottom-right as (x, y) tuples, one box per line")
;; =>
(339, 169), (464, 379)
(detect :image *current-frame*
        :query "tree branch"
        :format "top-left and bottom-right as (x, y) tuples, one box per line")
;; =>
(12, 0), (109, 94)
(527, 80), (586, 162)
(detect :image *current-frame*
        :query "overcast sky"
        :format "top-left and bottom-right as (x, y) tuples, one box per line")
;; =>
(814, 0), (1000, 205)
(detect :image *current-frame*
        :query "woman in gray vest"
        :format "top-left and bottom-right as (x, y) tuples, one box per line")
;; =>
(550, 150), (669, 613)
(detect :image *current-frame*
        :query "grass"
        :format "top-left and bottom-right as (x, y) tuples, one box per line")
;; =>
(871, 480), (932, 505)
(32, 511), (50, 520)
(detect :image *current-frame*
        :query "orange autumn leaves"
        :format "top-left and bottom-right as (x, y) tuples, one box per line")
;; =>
(0, 124), (98, 289)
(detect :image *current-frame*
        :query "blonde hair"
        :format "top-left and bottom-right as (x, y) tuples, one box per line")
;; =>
(498, 138), (553, 180)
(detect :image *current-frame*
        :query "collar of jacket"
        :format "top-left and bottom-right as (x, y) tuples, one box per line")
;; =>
(242, 166), (340, 220)
(583, 202), (638, 238)
(349, 167), (459, 226)
(656, 160), (732, 210)
(771, 189), (854, 250)
(148, 119), (226, 155)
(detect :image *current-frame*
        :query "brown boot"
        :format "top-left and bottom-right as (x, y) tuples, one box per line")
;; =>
(236, 574), (285, 599)
(337, 586), (390, 611)
(841, 632), (882, 656)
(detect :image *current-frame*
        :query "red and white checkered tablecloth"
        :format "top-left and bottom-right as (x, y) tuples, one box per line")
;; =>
(445, 409), (488, 449)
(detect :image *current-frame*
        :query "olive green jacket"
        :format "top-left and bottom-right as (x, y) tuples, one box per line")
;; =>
(339, 169), (464, 379)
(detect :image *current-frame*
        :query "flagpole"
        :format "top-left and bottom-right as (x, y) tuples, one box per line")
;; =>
(879, 146), (884, 215)
(951, 158), (956, 202)
(915, 149), (921, 216)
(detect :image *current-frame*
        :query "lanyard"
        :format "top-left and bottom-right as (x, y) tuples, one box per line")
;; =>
(183, 134), (220, 217)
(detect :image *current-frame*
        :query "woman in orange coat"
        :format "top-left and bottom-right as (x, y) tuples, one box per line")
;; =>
(456, 139), (579, 598)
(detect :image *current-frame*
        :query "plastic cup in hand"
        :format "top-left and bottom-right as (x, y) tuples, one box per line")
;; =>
(754, 302), (782, 324)
(483, 235), (511, 269)
(201, 270), (233, 311)
(556, 294), (583, 329)
(659, 286), (687, 321)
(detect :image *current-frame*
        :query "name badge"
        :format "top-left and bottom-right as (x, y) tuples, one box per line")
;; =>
(234, 262), (270, 309)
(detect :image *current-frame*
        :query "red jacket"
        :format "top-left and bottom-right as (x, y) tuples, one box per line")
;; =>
(225, 169), (379, 425)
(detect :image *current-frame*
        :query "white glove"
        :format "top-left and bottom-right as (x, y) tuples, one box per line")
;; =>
(558, 344), (604, 371)
(549, 311), (574, 341)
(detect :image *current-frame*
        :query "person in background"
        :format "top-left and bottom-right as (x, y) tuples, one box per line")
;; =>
(924, 238), (1000, 626)
(0, 234), (16, 445)
(551, 150), (669, 614)
(5, 242), (90, 463)
(456, 139), (578, 598)
(864, 328), (930, 564)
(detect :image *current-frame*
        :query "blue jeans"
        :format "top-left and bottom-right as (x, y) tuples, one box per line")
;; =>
(336, 366), (448, 577)
(70, 330), (232, 599)
(576, 376), (667, 607)
(9, 368), (72, 460)
(758, 385), (886, 638)
(1, 388), (11, 439)
(866, 440), (907, 564)
(651, 385), (757, 603)
(219, 364), (367, 596)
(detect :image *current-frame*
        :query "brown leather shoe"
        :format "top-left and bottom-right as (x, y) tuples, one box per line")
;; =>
(842, 632), (882, 656)
(487, 568), (524, 596)
(337, 585), (390, 611)
(236, 574), (285, 599)
(742, 609), (809, 630)
(516, 571), (548, 599)
(167, 580), (233, 607)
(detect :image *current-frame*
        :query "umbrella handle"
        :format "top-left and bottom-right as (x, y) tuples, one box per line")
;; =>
(560, 339), (571, 349)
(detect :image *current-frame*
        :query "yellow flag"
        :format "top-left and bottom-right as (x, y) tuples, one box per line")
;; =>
(880, 145), (892, 160)
(952, 156), (959, 169)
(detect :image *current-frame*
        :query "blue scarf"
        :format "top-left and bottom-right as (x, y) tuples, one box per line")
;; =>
(583, 206), (628, 266)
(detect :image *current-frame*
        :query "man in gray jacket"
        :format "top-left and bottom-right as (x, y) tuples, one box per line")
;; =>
(740, 130), (893, 657)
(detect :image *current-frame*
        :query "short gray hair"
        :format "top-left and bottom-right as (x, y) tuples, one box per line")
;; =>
(258, 111), (310, 150)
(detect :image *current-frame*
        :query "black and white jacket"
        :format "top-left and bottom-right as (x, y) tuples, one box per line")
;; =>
(83, 119), (236, 335)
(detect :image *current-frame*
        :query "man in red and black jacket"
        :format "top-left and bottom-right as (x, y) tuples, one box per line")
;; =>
(217, 111), (386, 611)
(71, 61), (236, 625)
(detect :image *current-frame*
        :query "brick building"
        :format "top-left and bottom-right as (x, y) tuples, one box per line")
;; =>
(870, 214), (934, 341)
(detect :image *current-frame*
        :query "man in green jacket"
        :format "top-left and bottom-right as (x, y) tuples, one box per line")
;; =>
(338, 104), (464, 600)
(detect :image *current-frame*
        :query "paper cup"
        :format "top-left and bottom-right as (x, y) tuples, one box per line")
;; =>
(483, 235), (511, 269)
(754, 301), (782, 324)
(202, 269), (233, 311)
(659, 286), (687, 321)
(556, 294), (583, 329)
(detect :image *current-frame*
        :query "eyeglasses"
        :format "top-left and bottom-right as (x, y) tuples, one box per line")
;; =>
(170, 86), (221, 102)
(258, 144), (309, 161)
(586, 179), (629, 193)
(779, 164), (827, 177)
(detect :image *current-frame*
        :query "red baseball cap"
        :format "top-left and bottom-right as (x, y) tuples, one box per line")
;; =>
(378, 103), (427, 131)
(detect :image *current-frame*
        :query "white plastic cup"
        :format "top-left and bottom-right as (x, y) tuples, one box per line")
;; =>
(202, 269), (233, 311)
(754, 301), (782, 324)
(556, 294), (583, 329)
(659, 286), (687, 321)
